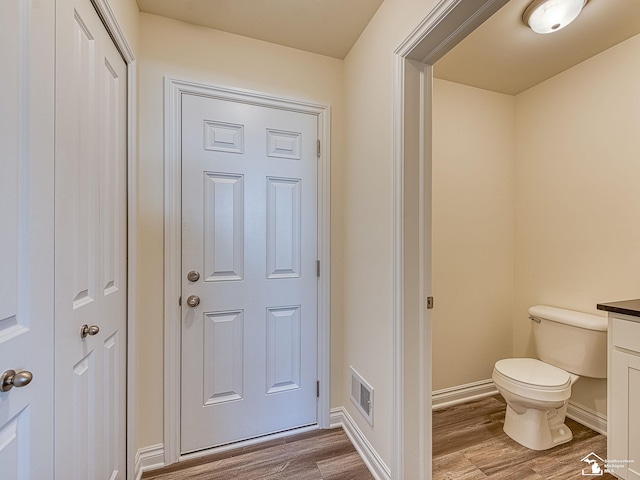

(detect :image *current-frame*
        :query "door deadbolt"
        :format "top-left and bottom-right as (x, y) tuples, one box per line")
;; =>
(187, 271), (200, 282)
(80, 324), (100, 338)
(186, 295), (200, 308)
(1, 369), (33, 392)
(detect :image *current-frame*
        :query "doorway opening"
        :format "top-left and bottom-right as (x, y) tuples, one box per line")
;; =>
(392, 0), (509, 477)
(396, 0), (640, 477)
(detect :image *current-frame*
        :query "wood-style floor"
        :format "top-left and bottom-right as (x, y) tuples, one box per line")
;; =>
(141, 428), (374, 480)
(433, 395), (614, 479)
(143, 394), (612, 479)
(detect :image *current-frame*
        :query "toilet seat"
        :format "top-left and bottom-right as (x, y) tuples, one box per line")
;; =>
(493, 358), (572, 402)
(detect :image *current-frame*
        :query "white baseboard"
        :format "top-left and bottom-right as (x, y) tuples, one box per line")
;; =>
(330, 407), (391, 480)
(430, 379), (608, 435)
(432, 379), (498, 410)
(567, 401), (607, 435)
(135, 444), (165, 480)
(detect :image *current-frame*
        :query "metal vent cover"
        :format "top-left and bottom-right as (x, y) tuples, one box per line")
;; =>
(349, 366), (373, 426)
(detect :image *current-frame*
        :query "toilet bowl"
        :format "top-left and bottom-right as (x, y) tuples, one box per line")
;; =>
(493, 305), (607, 451)
(492, 358), (578, 450)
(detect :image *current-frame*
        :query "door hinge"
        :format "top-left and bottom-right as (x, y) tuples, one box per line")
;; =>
(317, 380), (320, 398)
(427, 296), (434, 310)
(317, 139), (321, 158)
(316, 260), (320, 277)
(179, 296), (182, 306)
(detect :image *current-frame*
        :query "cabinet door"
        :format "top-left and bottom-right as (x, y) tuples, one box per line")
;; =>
(611, 349), (640, 480)
(628, 354), (640, 480)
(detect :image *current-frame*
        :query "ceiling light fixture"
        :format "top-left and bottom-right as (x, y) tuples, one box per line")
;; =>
(523, 0), (587, 34)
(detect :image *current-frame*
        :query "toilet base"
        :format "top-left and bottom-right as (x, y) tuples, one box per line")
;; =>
(503, 404), (573, 450)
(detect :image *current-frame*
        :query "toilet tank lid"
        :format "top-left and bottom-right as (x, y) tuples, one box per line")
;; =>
(528, 305), (607, 331)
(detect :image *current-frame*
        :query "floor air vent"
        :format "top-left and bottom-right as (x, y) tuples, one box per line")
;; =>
(349, 366), (374, 426)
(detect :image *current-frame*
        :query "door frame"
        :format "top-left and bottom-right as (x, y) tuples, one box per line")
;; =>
(81, 1), (138, 478)
(392, 0), (508, 477)
(163, 78), (332, 465)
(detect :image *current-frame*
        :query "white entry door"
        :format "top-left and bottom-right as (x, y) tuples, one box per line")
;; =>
(54, 0), (127, 478)
(0, 2), (55, 479)
(180, 94), (319, 453)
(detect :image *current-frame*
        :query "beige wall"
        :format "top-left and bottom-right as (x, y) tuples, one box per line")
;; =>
(432, 79), (515, 391)
(514, 33), (640, 415)
(137, 12), (345, 449)
(112, 0), (640, 460)
(341, 0), (444, 466)
(432, 33), (640, 418)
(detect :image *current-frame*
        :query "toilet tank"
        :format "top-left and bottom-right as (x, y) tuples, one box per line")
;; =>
(529, 305), (607, 379)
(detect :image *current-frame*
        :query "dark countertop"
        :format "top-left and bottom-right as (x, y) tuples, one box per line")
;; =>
(597, 299), (640, 318)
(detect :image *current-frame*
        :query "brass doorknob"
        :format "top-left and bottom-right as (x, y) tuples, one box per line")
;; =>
(186, 295), (200, 308)
(1, 369), (33, 392)
(80, 324), (100, 338)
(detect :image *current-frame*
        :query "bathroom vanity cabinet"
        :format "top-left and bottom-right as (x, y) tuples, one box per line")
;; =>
(598, 300), (640, 480)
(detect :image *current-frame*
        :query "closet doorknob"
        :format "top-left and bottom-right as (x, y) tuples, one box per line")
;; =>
(80, 324), (100, 338)
(1, 369), (33, 392)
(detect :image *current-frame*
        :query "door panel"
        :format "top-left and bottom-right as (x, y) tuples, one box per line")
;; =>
(0, 410), (30, 480)
(203, 172), (245, 281)
(203, 310), (245, 405)
(0, 1), (55, 479)
(72, 353), (97, 480)
(266, 177), (302, 278)
(104, 331), (123, 477)
(266, 305), (302, 393)
(181, 95), (318, 453)
(55, 0), (127, 478)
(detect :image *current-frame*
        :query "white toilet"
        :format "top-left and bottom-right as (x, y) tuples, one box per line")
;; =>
(492, 305), (607, 451)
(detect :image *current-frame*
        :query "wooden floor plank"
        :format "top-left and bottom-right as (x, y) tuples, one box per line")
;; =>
(142, 428), (373, 480)
(317, 452), (375, 480)
(432, 397), (507, 458)
(145, 394), (612, 479)
(432, 451), (488, 480)
(433, 394), (615, 479)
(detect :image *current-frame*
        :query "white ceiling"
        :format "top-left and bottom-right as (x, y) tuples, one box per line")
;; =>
(135, 0), (384, 59)
(434, 0), (640, 95)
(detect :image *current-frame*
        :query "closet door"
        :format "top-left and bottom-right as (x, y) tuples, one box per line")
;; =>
(0, 1), (55, 479)
(54, 0), (128, 478)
